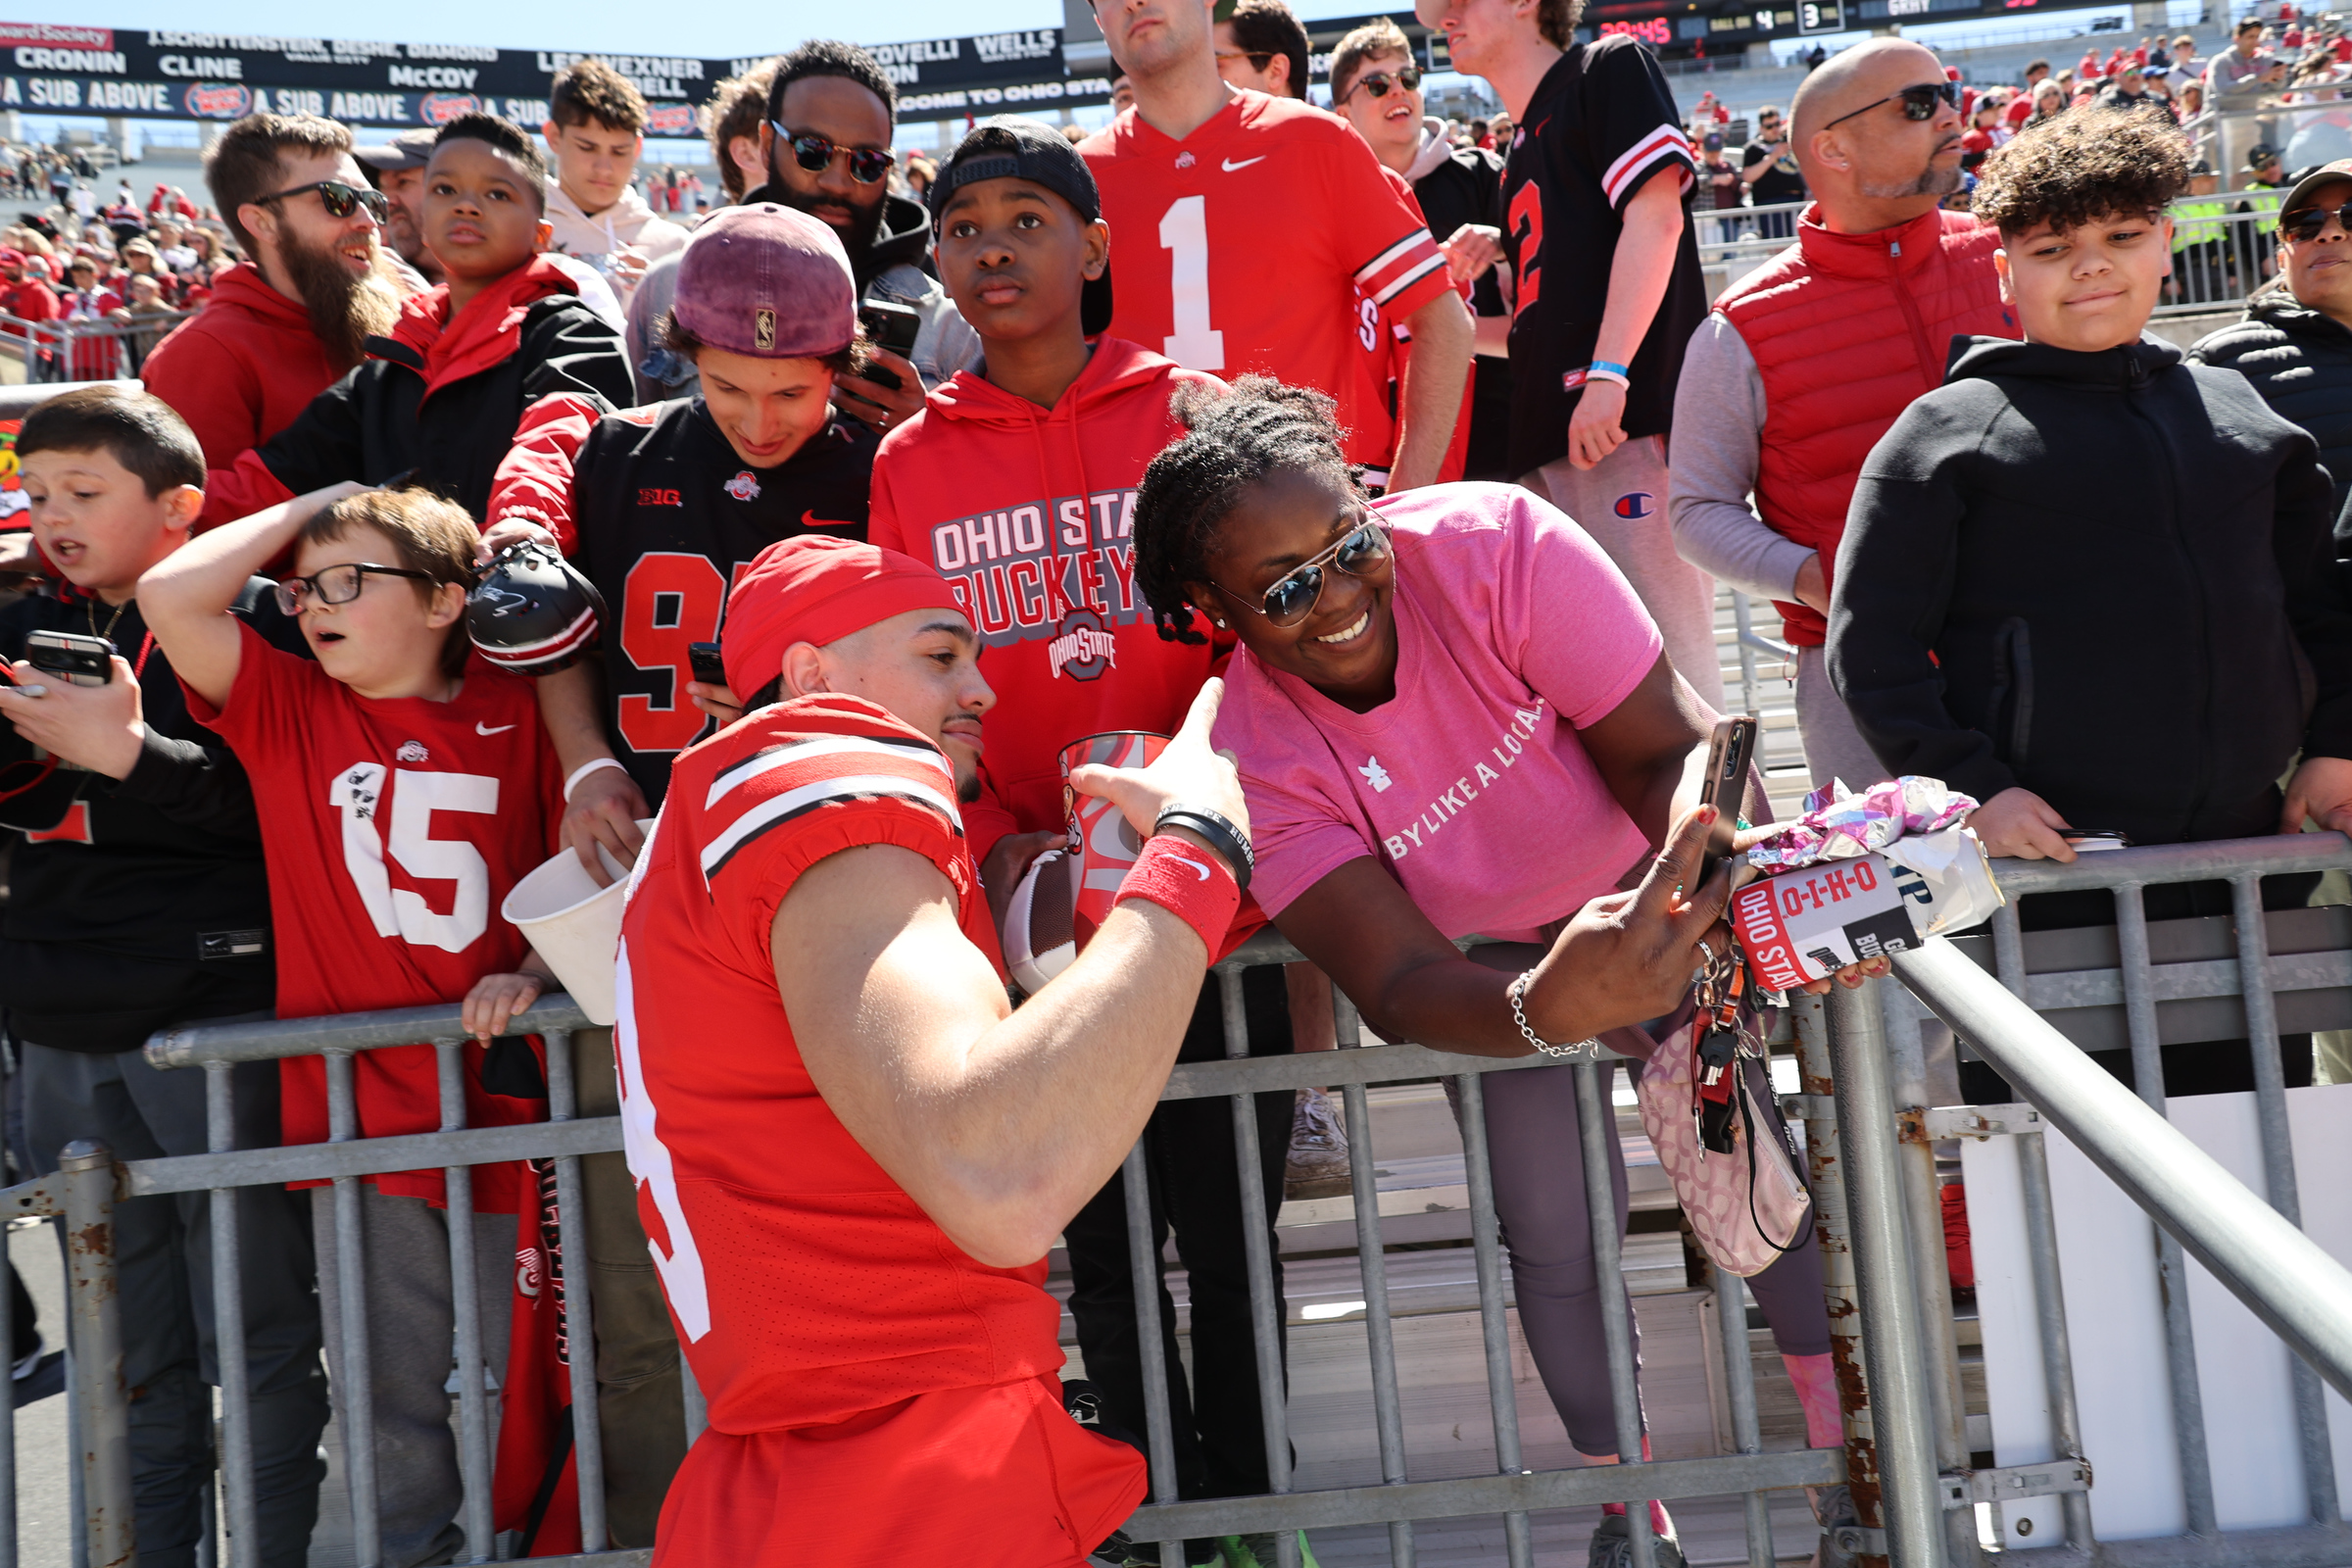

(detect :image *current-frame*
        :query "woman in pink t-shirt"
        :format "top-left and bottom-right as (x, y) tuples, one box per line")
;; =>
(1133, 380), (1856, 1565)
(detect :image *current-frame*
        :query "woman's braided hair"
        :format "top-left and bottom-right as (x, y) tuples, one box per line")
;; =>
(1133, 375), (1357, 646)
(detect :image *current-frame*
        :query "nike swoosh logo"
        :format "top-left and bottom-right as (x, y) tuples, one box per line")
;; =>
(1222, 156), (1267, 172)
(801, 511), (858, 529)
(1171, 854), (1212, 882)
(475, 722), (517, 736)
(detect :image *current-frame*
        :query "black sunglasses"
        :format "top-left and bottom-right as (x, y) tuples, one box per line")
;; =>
(257, 179), (390, 225)
(774, 125), (894, 185)
(1211, 521), (1391, 628)
(274, 562), (436, 616)
(2282, 199), (2352, 242)
(1823, 80), (1964, 130)
(1339, 65), (1423, 104)
(1214, 49), (1277, 72)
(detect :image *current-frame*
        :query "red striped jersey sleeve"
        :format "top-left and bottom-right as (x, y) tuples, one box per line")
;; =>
(1332, 138), (1452, 322)
(1592, 39), (1696, 214)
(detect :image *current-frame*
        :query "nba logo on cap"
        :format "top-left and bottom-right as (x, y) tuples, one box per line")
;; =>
(755, 308), (776, 352)
(1614, 492), (1655, 519)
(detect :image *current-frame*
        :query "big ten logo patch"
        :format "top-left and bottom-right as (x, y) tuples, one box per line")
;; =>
(637, 487), (683, 507)
(1047, 610), (1117, 681)
(926, 491), (1147, 648)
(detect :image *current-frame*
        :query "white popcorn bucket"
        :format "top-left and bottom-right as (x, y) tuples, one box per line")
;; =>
(500, 820), (653, 1028)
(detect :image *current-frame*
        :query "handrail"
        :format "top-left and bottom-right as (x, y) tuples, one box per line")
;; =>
(1889, 936), (2352, 1403)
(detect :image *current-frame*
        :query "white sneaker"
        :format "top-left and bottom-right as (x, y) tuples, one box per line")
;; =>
(1284, 1087), (1350, 1198)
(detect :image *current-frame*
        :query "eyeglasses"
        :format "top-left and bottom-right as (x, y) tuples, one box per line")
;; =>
(1338, 65), (1422, 104)
(1210, 520), (1391, 627)
(256, 179), (390, 225)
(274, 562), (436, 615)
(1823, 80), (1964, 130)
(1214, 49), (1277, 73)
(2282, 199), (2352, 242)
(773, 126), (895, 185)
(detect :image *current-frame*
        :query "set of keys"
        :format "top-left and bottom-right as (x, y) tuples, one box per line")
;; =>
(1692, 940), (1759, 1155)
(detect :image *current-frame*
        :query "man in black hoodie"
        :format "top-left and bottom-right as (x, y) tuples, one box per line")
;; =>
(0, 388), (328, 1566)
(1831, 109), (2352, 1091)
(746, 39), (982, 440)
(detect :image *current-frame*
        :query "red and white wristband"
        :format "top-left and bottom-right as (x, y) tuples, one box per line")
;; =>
(1116, 834), (1244, 958)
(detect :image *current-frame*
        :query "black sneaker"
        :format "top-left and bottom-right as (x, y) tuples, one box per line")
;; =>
(1090, 1532), (1220, 1568)
(1590, 1512), (1687, 1568)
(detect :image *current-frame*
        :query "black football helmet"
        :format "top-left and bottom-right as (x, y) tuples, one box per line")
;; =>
(466, 540), (606, 676)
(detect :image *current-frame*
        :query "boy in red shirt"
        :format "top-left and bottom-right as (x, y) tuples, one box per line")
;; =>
(142, 481), (564, 1568)
(866, 119), (1310, 1568)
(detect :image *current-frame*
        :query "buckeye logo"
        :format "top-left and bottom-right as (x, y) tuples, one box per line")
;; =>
(1613, 491), (1656, 520)
(755, 307), (776, 352)
(396, 740), (430, 762)
(725, 470), (761, 502)
(1047, 610), (1117, 682)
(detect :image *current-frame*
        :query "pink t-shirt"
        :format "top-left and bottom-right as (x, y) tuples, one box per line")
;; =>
(1212, 483), (1661, 942)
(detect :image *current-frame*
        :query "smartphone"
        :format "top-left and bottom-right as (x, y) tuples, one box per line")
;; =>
(858, 299), (923, 392)
(24, 629), (114, 686)
(687, 641), (727, 689)
(2062, 829), (2132, 852)
(1695, 714), (1757, 886)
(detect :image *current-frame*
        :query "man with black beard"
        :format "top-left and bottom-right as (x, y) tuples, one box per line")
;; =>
(744, 40), (981, 437)
(142, 114), (408, 472)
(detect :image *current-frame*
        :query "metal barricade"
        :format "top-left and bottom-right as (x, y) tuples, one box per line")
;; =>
(0, 307), (195, 383)
(14, 833), (2352, 1567)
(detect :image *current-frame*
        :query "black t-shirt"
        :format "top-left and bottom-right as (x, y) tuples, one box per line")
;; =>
(1498, 36), (1709, 470)
(1741, 138), (1806, 206)
(567, 398), (878, 807)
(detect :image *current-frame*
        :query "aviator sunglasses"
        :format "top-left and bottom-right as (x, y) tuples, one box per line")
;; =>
(1339, 65), (1423, 104)
(773, 125), (895, 185)
(257, 179), (391, 224)
(2282, 200), (2352, 243)
(1211, 521), (1392, 628)
(1823, 79), (1964, 130)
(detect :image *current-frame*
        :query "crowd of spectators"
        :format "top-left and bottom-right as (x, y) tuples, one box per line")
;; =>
(1, 8), (2352, 1568)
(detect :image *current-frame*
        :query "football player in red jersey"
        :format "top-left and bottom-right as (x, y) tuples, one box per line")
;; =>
(142, 481), (566, 1566)
(1079, 0), (1473, 491)
(616, 534), (1253, 1565)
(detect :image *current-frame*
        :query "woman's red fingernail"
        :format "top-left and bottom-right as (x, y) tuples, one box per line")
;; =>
(1698, 805), (1718, 824)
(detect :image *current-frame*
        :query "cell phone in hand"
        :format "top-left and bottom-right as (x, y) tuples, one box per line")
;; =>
(24, 629), (114, 686)
(857, 299), (922, 392)
(1695, 714), (1757, 887)
(687, 641), (727, 690)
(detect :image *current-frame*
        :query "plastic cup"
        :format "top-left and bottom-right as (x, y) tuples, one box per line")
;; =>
(499, 819), (653, 1028)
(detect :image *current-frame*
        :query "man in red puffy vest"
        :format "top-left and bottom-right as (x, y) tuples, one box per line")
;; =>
(1668, 37), (2018, 792)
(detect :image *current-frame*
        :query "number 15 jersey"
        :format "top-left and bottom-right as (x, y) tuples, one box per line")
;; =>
(1080, 90), (1452, 472)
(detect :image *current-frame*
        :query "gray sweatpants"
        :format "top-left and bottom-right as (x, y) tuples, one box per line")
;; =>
(312, 1185), (514, 1568)
(21, 1040), (329, 1568)
(1526, 439), (1728, 714)
(1794, 643), (1887, 799)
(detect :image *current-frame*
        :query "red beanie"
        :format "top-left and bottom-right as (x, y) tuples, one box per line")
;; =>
(722, 534), (964, 700)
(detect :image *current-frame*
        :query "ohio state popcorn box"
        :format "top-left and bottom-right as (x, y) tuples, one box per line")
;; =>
(1059, 730), (1169, 946)
(1731, 827), (2003, 991)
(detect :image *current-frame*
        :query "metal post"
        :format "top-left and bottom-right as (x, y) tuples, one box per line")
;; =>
(204, 1064), (258, 1568)
(1572, 1059), (1653, 1568)
(61, 1140), (131, 1568)
(544, 1030), (607, 1553)
(1709, 1260), (1776, 1568)
(1341, 1071), (1414, 1568)
(2015, 1129), (2097, 1551)
(324, 1050), (380, 1567)
(1454, 1071), (1533, 1568)
(435, 1042), (493, 1565)
(2229, 877), (2338, 1527)
(1219, 972), (1294, 1568)
(1121, 1140), (1183, 1568)
(1791, 995), (1876, 1536)
(2108, 893), (2216, 1536)
(679, 1351), (707, 1446)
(1731, 590), (1763, 720)
(1826, 984), (1941, 1568)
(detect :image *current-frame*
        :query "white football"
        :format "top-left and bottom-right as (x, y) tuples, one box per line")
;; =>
(1003, 849), (1081, 996)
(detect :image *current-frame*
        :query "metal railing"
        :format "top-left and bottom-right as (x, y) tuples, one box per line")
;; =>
(11, 833), (2352, 1566)
(0, 306), (193, 383)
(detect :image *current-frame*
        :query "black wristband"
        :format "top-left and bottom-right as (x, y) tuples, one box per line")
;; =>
(1153, 804), (1253, 897)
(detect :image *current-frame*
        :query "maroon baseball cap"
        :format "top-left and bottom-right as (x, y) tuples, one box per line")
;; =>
(670, 203), (856, 360)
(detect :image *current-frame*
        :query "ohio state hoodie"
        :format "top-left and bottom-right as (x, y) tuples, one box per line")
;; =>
(868, 338), (1230, 869)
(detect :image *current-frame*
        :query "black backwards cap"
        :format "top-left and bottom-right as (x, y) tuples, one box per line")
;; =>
(928, 116), (1114, 336)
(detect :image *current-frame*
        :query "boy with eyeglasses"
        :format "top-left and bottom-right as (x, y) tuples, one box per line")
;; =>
(743, 40), (983, 442)
(0, 386), (330, 1568)
(143, 476), (567, 1568)
(197, 114), (633, 529)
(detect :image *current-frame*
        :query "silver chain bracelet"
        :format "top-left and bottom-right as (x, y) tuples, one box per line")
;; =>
(1507, 969), (1597, 1059)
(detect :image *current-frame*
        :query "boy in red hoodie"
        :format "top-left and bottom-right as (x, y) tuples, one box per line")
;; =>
(198, 114), (633, 528)
(865, 118), (1314, 1568)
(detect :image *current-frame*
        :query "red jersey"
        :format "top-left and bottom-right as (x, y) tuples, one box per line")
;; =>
(1080, 91), (1452, 473)
(187, 624), (563, 1211)
(869, 339), (1230, 867)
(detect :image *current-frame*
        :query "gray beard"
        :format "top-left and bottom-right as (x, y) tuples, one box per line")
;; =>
(1860, 162), (1964, 201)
